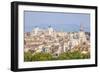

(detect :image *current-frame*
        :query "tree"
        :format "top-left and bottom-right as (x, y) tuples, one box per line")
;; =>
(24, 51), (32, 61)
(24, 50), (90, 62)
(58, 51), (90, 60)
(31, 52), (53, 61)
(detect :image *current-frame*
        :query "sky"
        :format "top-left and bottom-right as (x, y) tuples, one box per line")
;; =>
(24, 11), (90, 32)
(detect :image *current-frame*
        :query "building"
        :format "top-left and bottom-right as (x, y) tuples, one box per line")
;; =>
(24, 24), (90, 57)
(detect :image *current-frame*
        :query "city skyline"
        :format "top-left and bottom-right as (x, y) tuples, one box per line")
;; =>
(24, 11), (90, 32)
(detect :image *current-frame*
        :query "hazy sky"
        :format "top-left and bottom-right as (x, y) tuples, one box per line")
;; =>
(24, 11), (90, 32)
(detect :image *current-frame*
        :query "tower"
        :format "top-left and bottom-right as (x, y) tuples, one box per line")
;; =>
(80, 23), (84, 31)
(48, 25), (54, 35)
(34, 26), (39, 35)
(79, 24), (87, 44)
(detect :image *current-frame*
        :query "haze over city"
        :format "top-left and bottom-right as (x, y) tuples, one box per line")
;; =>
(24, 11), (90, 32)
